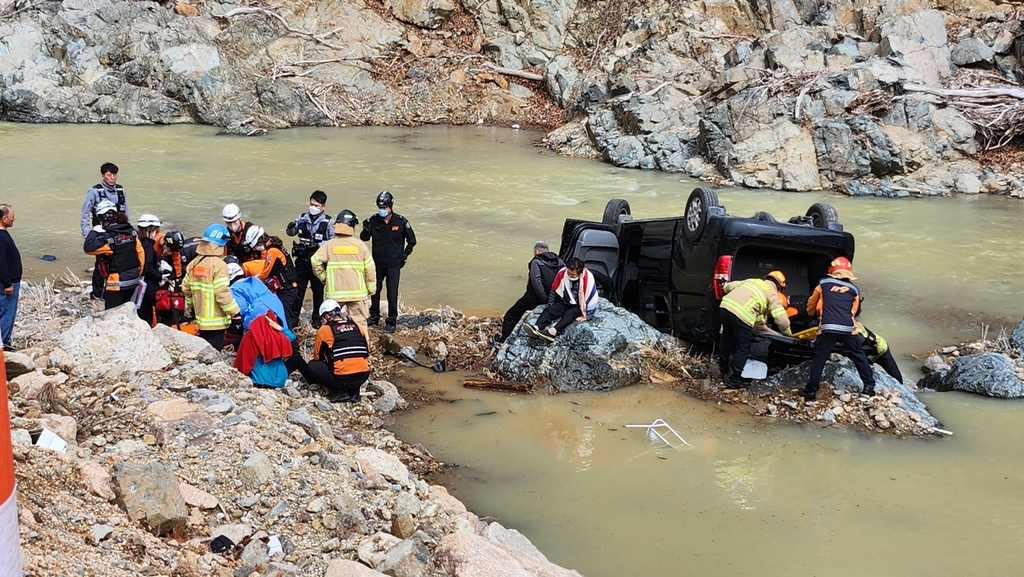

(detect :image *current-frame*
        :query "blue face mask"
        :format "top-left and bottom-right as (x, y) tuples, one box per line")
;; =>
(378, 209), (389, 218)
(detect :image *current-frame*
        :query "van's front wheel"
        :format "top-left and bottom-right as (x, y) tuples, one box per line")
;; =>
(806, 203), (839, 229)
(684, 187), (719, 242)
(602, 199), (631, 225)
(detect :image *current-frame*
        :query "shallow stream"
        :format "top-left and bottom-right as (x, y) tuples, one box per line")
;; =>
(3, 121), (1023, 575)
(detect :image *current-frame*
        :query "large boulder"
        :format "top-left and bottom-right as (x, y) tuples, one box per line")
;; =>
(934, 353), (1024, 398)
(876, 9), (953, 86)
(385, 0), (455, 29)
(1010, 316), (1024, 354)
(4, 351), (35, 378)
(429, 532), (582, 577)
(51, 303), (172, 377)
(760, 356), (940, 428)
(151, 323), (219, 364)
(492, 301), (672, 392)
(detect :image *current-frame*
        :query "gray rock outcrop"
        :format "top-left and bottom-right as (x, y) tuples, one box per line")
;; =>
(493, 301), (672, 391)
(931, 352), (1024, 399)
(49, 303), (172, 377)
(760, 356), (940, 428)
(109, 461), (187, 535)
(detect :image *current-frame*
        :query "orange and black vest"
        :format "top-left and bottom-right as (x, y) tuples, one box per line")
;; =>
(324, 319), (369, 375)
(816, 277), (860, 334)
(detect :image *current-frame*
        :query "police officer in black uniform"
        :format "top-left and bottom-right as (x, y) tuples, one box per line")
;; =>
(286, 190), (334, 328)
(360, 191), (416, 333)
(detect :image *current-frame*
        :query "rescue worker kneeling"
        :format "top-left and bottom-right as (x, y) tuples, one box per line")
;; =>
(305, 300), (370, 403)
(719, 271), (792, 389)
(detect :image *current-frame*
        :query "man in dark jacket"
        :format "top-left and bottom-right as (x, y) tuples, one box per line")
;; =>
(499, 241), (563, 343)
(0, 204), (22, 350)
(136, 214), (165, 327)
(360, 190), (416, 334)
(286, 190), (333, 329)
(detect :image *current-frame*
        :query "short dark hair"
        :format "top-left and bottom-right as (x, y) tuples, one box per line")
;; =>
(310, 190), (327, 205)
(566, 258), (584, 272)
(0, 205), (10, 218)
(100, 162), (119, 175)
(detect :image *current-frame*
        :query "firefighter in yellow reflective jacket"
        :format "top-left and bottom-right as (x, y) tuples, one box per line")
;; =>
(183, 224), (240, 351)
(856, 321), (903, 383)
(311, 210), (376, 332)
(719, 271), (791, 389)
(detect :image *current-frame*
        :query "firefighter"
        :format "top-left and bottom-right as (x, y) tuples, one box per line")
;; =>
(182, 224), (241, 351)
(305, 300), (371, 403)
(312, 210), (375, 333)
(800, 257), (877, 401)
(83, 200), (145, 310)
(718, 270), (792, 389)
(360, 191), (416, 333)
(857, 322), (904, 383)
(286, 190), (334, 329)
(222, 203), (259, 262)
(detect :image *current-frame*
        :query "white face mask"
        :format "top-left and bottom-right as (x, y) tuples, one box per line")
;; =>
(227, 221), (241, 232)
(309, 205), (323, 216)
(255, 244), (265, 252)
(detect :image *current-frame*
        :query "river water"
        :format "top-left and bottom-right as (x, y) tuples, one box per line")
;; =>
(3, 122), (1023, 575)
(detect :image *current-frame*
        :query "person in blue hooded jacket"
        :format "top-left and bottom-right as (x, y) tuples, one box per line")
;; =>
(227, 260), (288, 330)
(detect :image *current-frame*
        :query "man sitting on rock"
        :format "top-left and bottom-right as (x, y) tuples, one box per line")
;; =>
(304, 299), (370, 402)
(523, 258), (598, 342)
(499, 241), (564, 344)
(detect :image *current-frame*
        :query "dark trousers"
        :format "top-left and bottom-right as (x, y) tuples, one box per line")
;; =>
(719, 310), (753, 382)
(806, 332), (876, 395)
(137, 294), (156, 327)
(276, 287), (299, 330)
(536, 300), (581, 335)
(874, 350), (903, 383)
(370, 266), (401, 324)
(501, 294), (542, 342)
(294, 257), (325, 328)
(103, 289), (134, 310)
(198, 329), (225, 352)
(304, 360), (368, 397)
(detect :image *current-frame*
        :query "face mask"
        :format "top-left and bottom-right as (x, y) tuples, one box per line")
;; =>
(255, 244), (265, 252)
(378, 208), (389, 218)
(227, 221), (241, 232)
(309, 205), (323, 216)
(567, 274), (579, 281)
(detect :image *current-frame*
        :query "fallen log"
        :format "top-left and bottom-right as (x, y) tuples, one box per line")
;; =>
(463, 379), (532, 392)
(904, 84), (1024, 100)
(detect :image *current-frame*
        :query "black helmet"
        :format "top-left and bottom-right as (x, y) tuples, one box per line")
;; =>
(376, 190), (394, 208)
(223, 255), (240, 267)
(336, 210), (359, 227)
(164, 230), (185, 252)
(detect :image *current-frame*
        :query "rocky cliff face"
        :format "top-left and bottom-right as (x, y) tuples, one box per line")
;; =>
(3, 0), (1024, 195)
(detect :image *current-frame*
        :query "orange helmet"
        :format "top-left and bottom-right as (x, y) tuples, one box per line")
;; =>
(764, 270), (787, 290)
(828, 256), (853, 275)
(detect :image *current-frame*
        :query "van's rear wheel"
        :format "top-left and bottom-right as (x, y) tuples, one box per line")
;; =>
(602, 199), (631, 225)
(684, 187), (719, 242)
(806, 203), (839, 229)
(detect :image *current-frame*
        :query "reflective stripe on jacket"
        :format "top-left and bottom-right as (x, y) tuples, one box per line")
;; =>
(720, 278), (791, 335)
(311, 235), (376, 301)
(83, 222), (144, 292)
(315, 319), (370, 376)
(183, 243), (240, 330)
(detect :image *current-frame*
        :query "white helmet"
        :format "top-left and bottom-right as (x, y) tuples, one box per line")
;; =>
(319, 299), (341, 317)
(95, 199), (117, 216)
(244, 225), (265, 249)
(137, 213), (161, 228)
(222, 203), (241, 222)
(227, 262), (244, 281)
(159, 261), (173, 275)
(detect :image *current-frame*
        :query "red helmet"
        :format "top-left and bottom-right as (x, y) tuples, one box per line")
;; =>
(828, 256), (852, 275)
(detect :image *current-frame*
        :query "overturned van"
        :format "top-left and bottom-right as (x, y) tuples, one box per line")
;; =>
(557, 188), (858, 365)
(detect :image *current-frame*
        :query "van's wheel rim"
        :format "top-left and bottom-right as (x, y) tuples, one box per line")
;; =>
(686, 198), (702, 232)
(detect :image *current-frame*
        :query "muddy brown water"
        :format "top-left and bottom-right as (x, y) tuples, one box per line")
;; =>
(3, 121), (1024, 575)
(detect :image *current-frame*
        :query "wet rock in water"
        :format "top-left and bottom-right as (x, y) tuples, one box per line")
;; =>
(759, 356), (939, 428)
(493, 301), (672, 392)
(921, 354), (951, 374)
(109, 461), (187, 535)
(4, 351), (35, 378)
(480, 522), (548, 562)
(934, 352), (1024, 398)
(430, 532), (582, 577)
(326, 559), (388, 577)
(51, 303), (172, 377)
(377, 536), (431, 576)
(1009, 316), (1024, 354)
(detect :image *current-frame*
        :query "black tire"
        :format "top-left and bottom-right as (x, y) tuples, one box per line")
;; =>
(602, 199), (631, 225)
(806, 203), (839, 229)
(684, 187), (719, 242)
(752, 211), (776, 222)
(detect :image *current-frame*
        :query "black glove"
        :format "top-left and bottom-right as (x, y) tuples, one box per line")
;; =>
(362, 219), (370, 229)
(286, 223), (298, 237)
(400, 256), (407, 269)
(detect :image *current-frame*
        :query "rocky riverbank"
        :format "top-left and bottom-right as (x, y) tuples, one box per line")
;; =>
(6, 278), (580, 577)
(5, 0), (1024, 196)
(915, 316), (1024, 398)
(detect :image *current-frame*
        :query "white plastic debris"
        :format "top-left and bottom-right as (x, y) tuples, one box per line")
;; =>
(741, 359), (768, 379)
(267, 535), (283, 557)
(624, 419), (692, 449)
(35, 428), (68, 453)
